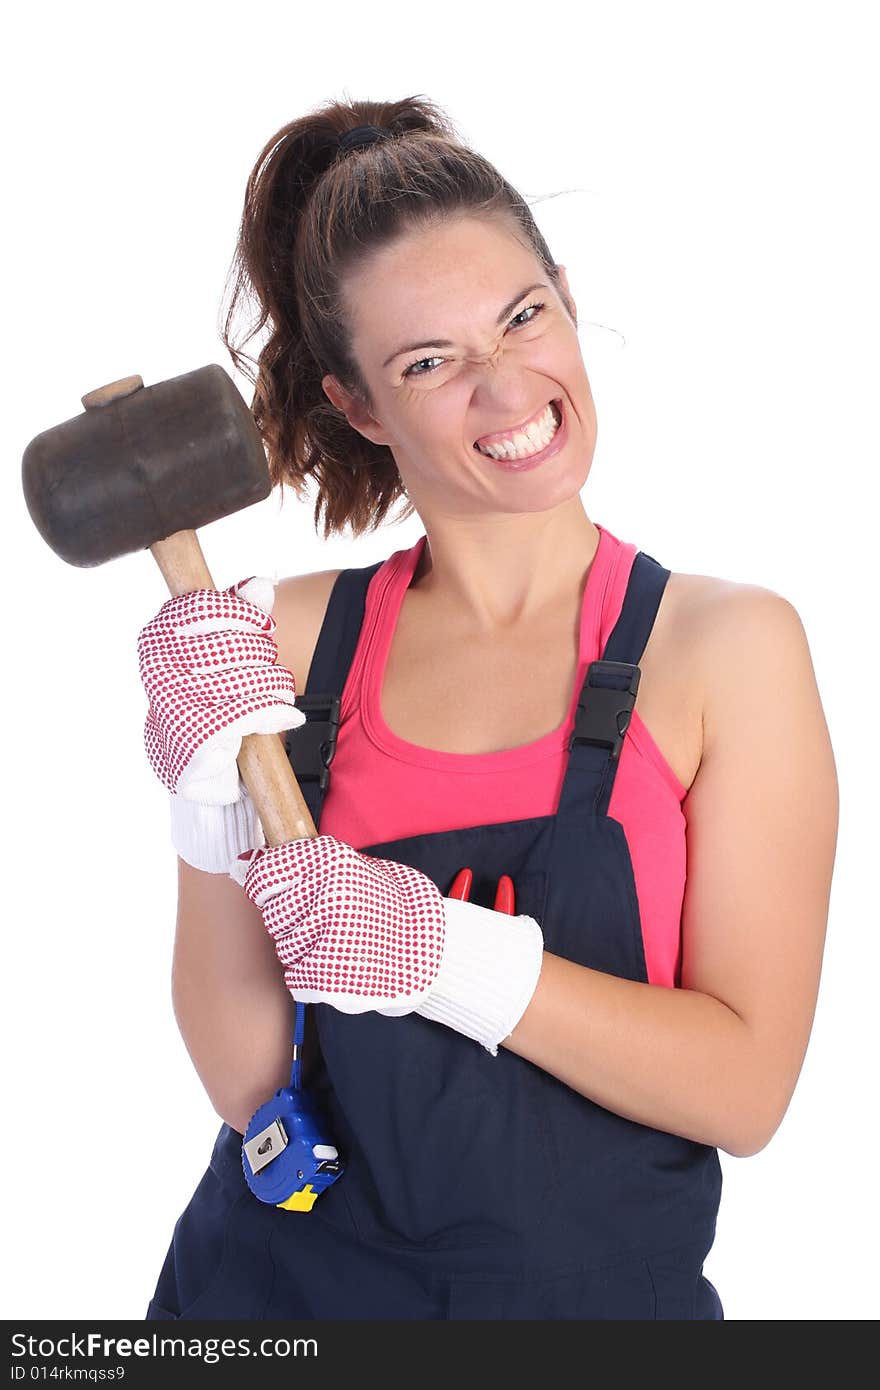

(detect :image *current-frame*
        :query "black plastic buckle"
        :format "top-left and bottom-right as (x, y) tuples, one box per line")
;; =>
(283, 694), (341, 793)
(569, 660), (641, 762)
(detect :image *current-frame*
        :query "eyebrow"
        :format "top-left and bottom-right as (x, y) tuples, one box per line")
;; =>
(381, 282), (550, 369)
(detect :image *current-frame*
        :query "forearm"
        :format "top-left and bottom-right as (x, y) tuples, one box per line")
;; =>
(171, 869), (296, 1135)
(504, 951), (771, 1157)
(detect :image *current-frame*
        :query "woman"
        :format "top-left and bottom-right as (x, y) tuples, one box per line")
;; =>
(139, 96), (838, 1320)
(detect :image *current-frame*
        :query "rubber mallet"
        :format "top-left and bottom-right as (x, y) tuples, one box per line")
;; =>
(22, 363), (318, 845)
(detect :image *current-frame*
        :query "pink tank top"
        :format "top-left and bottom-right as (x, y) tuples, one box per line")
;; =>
(318, 523), (688, 989)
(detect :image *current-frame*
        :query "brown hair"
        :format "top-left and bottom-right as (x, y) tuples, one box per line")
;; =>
(220, 95), (567, 539)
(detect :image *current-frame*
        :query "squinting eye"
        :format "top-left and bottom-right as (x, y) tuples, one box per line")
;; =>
(401, 301), (547, 379)
(403, 355), (445, 379)
(509, 302), (545, 328)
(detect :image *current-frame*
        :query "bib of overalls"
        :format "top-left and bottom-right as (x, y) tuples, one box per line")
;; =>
(146, 544), (724, 1321)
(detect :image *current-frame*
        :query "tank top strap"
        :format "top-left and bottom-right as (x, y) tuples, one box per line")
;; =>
(556, 549), (672, 821)
(284, 560), (383, 830)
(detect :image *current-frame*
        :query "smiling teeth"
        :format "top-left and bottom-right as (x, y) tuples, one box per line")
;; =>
(476, 402), (560, 460)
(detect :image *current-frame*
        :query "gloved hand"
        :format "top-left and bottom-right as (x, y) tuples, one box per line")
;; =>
(136, 576), (307, 872)
(231, 836), (544, 1056)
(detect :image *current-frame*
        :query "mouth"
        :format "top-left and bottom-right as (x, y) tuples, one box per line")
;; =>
(473, 398), (565, 468)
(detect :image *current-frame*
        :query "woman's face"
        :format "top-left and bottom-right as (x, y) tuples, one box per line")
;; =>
(324, 214), (598, 520)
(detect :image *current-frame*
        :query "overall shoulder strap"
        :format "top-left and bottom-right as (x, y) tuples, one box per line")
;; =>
(600, 549), (671, 669)
(561, 549), (672, 818)
(283, 561), (384, 829)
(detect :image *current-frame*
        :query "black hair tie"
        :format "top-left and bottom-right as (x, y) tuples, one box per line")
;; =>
(338, 124), (391, 153)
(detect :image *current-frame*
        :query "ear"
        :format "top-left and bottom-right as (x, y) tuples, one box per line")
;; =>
(322, 373), (393, 447)
(555, 265), (578, 326)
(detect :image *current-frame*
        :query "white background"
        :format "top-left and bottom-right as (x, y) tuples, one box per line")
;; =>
(3, 0), (876, 1322)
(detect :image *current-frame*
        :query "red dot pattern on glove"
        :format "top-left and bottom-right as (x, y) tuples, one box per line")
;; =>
(239, 835), (447, 1003)
(137, 581), (298, 793)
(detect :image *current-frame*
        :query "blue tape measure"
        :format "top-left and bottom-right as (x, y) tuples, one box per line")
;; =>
(241, 1002), (344, 1211)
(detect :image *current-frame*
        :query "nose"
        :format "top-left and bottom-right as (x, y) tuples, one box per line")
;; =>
(469, 348), (530, 411)
(466, 343), (544, 432)
(467, 342), (504, 373)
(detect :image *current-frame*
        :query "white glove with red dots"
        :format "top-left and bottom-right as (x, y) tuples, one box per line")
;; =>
(136, 577), (306, 872)
(230, 835), (545, 1056)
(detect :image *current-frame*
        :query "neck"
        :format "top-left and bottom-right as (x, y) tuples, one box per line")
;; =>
(410, 499), (600, 632)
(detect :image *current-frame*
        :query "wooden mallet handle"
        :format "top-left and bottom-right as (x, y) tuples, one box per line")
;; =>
(85, 376), (318, 846)
(149, 528), (317, 845)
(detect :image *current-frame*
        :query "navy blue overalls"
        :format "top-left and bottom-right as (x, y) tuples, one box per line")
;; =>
(146, 544), (724, 1320)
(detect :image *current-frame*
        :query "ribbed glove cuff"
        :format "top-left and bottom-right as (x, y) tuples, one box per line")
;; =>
(416, 896), (544, 1055)
(169, 783), (265, 873)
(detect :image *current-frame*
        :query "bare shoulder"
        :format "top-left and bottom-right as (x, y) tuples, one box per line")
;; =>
(272, 568), (345, 691)
(668, 571), (818, 749)
(666, 567), (797, 638)
(643, 568), (822, 790)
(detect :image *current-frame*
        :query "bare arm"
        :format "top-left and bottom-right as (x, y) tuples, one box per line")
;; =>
(172, 855), (296, 1134)
(168, 568), (342, 1135)
(506, 588), (839, 1156)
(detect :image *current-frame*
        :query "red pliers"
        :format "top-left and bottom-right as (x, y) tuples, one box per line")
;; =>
(448, 867), (515, 914)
